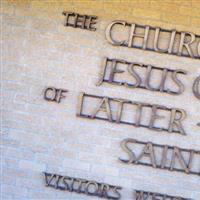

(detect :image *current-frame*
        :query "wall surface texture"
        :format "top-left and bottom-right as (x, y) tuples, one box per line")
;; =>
(1, 0), (200, 200)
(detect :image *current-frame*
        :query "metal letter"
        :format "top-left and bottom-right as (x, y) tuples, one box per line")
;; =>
(178, 32), (195, 58)
(198, 41), (200, 57)
(114, 98), (128, 123)
(168, 108), (186, 135)
(154, 28), (176, 53)
(44, 87), (57, 102)
(62, 11), (74, 26)
(170, 147), (190, 173)
(159, 68), (168, 92)
(144, 65), (156, 91)
(96, 57), (108, 86)
(108, 60), (125, 83)
(87, 16), (97, 31)
(119, 138), (137, 164)
(170, 70), (187, 95)
(76, 92), (85, 116)
(85, 181), (99, 195)
(91, 97), (113, 122)
(128, 24), (150, 49)
(105, 21), (126, 46)
(126, 63), (142, 88)
(107, 186), (122, 200)
(193, 75), (200, 100)
(161, 145), (168, 169)
(56, 89), (68, 103)
(135, 142), (157, 168)
(149, 105), (166, 131)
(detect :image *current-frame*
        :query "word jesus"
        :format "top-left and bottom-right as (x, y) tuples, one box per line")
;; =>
(97, 57), (187, 95)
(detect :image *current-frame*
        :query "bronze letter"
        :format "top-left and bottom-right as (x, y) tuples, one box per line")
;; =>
(96, 58), (109, 86)
(44, 87), (57, 102)
(44, 172), (56, 187)
(109, 60), (125, 83)
(135, 142), (157, 168)
(56, 89), (68, 103)
(62, 11), (74, 26)
(75, 14), (86, 28)
(149, 105), (166, 131)
(198, 41), (200, 57)
(178, 32), (195, 58)
(170, 147), (190, 173)
(107, 186), (122, 200)
(105, 21), (126, 46)
(85, 181), (99, 195)
(126, 63), (142, 88)
(99, 183), (110, 198)
(91, 97), (113, 122)
(168, 108), (186, 135)
(134, 103), (144, 127)
(114, 98), (128, 123)
(76, 92), (85, 116)
(119, 138), (137, 164)
(144, 65), (156, 91)
(135, 191), (149, 200)
(128, 24), (150, 49)
(193, 75), (200, 100)
(154, 28), (176, 54)
(159, 68), (168, 92)
(160, 145), (168, 169)
(170, 70), (186, 95)
(87, 15), (97, 31)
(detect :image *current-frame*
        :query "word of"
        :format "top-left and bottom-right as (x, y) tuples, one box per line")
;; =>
(134, 190), (192, 200)
(106, 21), (200, 59)
(63, 11), (97, 31)
(193, 75), (200, 100)
(44, 172), (121, 199)
(120, 138), (200, 176)
(77, 92), (187, 135)
(97, 57), (187, 95)
(44, 87), (68, 103)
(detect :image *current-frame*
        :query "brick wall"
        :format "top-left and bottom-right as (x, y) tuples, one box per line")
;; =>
(1, 0), (200, 199)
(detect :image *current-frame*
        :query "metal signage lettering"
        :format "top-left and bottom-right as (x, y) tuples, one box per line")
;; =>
(77, 92), (187, 135)
(105, 21), (200, 59)
(43, 87), (68, 103)
(193, 75), (200, 100)
(134, 190), (192, 200)
(43, 172), (122, 199)
(120, 138), (200, 176)
(39, 11), (200, 200)
(63, 11), (97, 31)
(97, 57), (187, 95)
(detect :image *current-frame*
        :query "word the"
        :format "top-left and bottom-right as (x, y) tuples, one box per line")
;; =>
(134, 190), (192, 200)
(44, 172), (121, 199)
(77, 92), (187, 135)
(97, 57), (187, 95)
(193, 75), (200, 100)
(63, 11), (97, 31)
(106, 21), (200, 59)
(120, 138), (200, 176)
(44, 87), (68, 103)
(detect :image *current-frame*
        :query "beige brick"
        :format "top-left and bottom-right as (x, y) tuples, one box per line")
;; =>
(2, 1), (200, 200)
(162, 13), (190, 26)
(19, 160), (46, 172)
